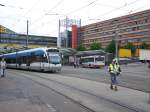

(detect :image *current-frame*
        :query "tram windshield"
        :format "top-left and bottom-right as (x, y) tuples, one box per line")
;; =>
(49, 55), (61, 64)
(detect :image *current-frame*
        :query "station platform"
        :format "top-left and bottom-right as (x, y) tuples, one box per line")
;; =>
(0, 76), (50, 112)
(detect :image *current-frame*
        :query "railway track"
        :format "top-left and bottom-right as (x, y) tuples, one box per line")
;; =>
(11, 70), (145, 112)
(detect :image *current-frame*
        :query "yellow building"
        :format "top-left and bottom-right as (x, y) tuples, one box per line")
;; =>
(119, 49), (131, 58)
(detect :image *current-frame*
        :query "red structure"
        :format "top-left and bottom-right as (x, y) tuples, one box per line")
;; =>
(72, 25), (78, 48)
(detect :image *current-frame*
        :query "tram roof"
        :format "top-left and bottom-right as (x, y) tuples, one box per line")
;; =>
(76, 50), (111, 56)
(0, 47), (59, 57)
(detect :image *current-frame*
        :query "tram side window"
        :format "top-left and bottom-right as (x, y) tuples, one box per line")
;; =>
(6, 58), (16, 64)
(30, 54), (47, 63)
(35, 55), (42, 62)
(29, 54), (40, 63)
(88, 58), (94, 62)
(81, 57), (94, 63)
(21, 56), (27, 64)
(17, 57), (22, 66)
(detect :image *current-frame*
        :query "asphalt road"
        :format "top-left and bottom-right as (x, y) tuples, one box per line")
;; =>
(60, 63), (150, 92)
(1, 62), (149, 112)
(0, 71), (92, 112)
(7, 69), (140, 112)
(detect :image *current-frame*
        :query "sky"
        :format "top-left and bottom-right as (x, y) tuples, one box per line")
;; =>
(0, 0), (150, 37)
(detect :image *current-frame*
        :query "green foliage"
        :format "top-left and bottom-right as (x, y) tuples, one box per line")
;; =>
(76, 44), (86, 51)
(105, 40), (116, 54)
(140, 43), (150, 49)
(90, 43), (102, 50)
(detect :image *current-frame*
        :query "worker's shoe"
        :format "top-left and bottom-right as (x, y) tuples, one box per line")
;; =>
(114, 86), (118, 91)
(110, 85), (113, 90)
(1, 75), (4, 77)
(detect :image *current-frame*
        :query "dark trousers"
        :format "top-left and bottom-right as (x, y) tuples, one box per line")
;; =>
(1, 68), (5, 77)
(110, 73), (118, 85)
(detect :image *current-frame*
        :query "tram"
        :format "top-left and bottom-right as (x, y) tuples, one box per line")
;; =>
(80, 55), (105, 68)
(0, 47), (62, 72)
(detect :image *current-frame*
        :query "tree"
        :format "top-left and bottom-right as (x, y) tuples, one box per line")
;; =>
(105, 40), (116, 54)
(140, 42), (150, 49)
(90, 43), (102, 50)
(122, 43), (136, 55)
(76, 44), (86, 51)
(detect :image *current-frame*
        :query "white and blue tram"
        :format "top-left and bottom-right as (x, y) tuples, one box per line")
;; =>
(80, 55), (105, 68)
(0, 47), (62, 72)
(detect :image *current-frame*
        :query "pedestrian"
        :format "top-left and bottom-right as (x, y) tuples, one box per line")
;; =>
(108, 59), (121, 91)
(124, 60), (128, 67)
(76, 58), (80, 68)
(73, 61), (76, 68)
(0, 58), (6, 77)
(148, 62), (150, 69)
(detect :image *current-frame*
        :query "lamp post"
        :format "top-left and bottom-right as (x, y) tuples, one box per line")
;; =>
(115, 36), (118, 61)
(65, 16), (69, 48)
(26, 20), (29, 48)
(114, 20), (120, 63)
(0, 4), (5, 6)
(0, 25), (1, 43)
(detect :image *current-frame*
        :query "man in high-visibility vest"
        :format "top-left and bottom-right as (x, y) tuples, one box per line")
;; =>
(108, 59), (121, 91)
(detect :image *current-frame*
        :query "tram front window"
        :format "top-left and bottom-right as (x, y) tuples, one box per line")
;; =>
(49, 55), (61, 64)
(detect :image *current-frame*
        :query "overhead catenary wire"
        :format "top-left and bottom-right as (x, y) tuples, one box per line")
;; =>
(30, 0), (98, 30)
(29, 0), (65, 28)
(65, 0), (99, 15)
(30, 0), (99, 31)
(20, 0), (41, 20)
(12, 0), (42, 31)
(0, 3), (24, 9)
(128, 3), (150, 14)
(29, 0), (146, 36)
(90, 0), (141, 20)
(10, 0), (65, 34)
(0, 0), (148, 36)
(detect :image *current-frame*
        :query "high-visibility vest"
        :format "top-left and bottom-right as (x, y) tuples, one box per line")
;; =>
(109, 64), (117, 74)
(116, 64), (121, 73)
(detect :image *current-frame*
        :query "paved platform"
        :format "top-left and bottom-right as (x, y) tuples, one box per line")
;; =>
(36, 73), (150, 112)
(0, 77), (50, 112)
(0, 70), (150, 112)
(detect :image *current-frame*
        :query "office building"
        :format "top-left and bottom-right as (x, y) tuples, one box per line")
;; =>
(76, 9), (150, 49)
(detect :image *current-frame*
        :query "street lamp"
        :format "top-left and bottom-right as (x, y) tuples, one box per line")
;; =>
(0, 4), (5, 6)
(26, 20), (29, 48)
(114, 20), (120, 63)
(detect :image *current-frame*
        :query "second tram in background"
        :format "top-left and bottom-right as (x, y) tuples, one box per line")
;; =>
(0, 47), (62, 72)
(80, 55), (105, 68)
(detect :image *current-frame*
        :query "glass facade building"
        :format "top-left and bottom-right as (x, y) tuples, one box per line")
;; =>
(77, 9), (150, 48)
(0, 25), (57, 48)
